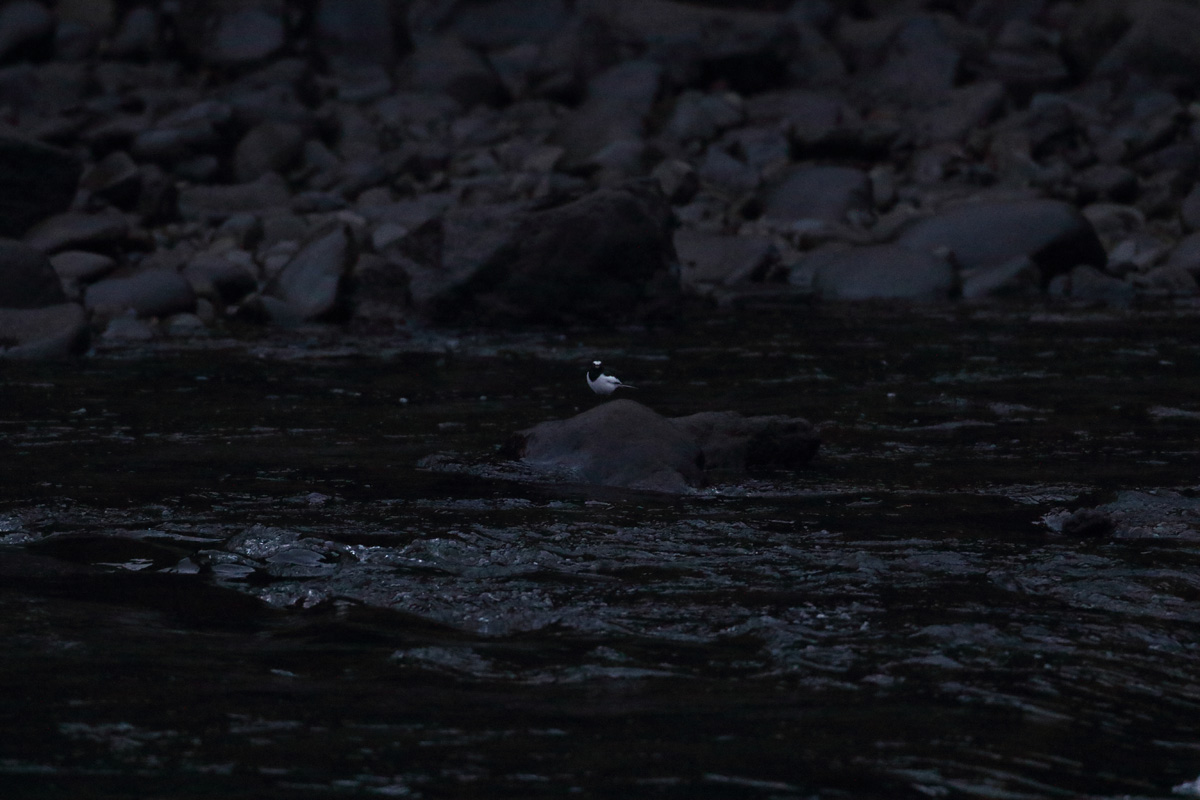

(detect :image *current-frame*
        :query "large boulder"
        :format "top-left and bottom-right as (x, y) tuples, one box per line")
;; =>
(896, 199), (1108, 283)
(0, 136), (82, 238)
(426, 184), (679, 324)
(512, 399), (703, 493)
(795, 244), (957, 302)
(0, 239), (68, 308)
(84, 270), (197, 320)
(0, 303), (89, 360)
(506, 399), (820, 492)
(262, 225), (357, 323)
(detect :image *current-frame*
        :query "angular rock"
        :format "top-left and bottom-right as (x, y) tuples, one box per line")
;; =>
(24, 210), (129, 254)
(49, 250), (116, 283)
(0, 303), (89, 360)
(872, 15), (962, 102)
(761, 165), (871, 224)
(897, 199), (1108, 282)
(675, 230), (775, 295)
(1066, 0), (1200, 79)
(84, 269), (197, 320)
(1166, 231), (1200, 276)
(263, 225), (356, 322)
(233, 122), (306, 183)
(314, 0), (407, 72)
(961, 256), (1041, 300)
(182, 254), (258, 304)
(399, 35), (506, 109)
(434, 184), (679, 324)
(1065, 264), (1134, 306)
(510, 399), (704, 493)
(176, 0), (286, 66)
(177, 173), (291, 222)
(554, 60), (662, 171)
(796, 244), (957, 302)
(0, 135), (82, 237)
(81, 150), (142, 208)
(0, 1), (55, 62)
(0, 239), (67, 308)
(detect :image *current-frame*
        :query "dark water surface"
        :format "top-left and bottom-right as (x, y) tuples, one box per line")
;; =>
(3, 305), (1200, 798)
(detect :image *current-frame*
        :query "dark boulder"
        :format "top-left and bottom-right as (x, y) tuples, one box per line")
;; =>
(0, 239), (68, 308)
(84, 270), (197, 320)
(262, 225), (357, 323)
(509, 399), (705, 493)
(0, 303), (89, 360)
(0, 135), (82, 238)
(430, 184), (679, 324)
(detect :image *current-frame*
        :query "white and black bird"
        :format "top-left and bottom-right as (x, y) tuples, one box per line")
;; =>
(586, 360), (635, 396)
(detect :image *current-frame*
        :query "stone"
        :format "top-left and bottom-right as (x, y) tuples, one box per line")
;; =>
(451, 0), (568, 50)
(554, 60), (662, 171)
(177, 1), (286, 66)
(233, 122), (306, 183)
(0, 239), (67, 308)
(1166, 231), (1200, 276)
(263, 225), (356, 322)
(0, 135), (82, 237)
(387, 201), (526, 315)
(108, 6), (160, 58)
(80, 150), (142, 208)
(916, 81), (1006, 143)
(1135, 265), (1198, 294)
(872, 15), (962, 102)
(1180, 183), (1200, 231)
(49, 251), (116, 283)
(23, 211), (129, 255)
(1075, 163), (1138, 204)
(434, 184), (679, 324)
(0, 1), (55, 62)
(796, 244), (957, 302)
(664, 91), (745, 143)
(182, 254), (259, 303)
(897, 199), (1108, 283)
(84, 269), (197, 320)
(696, 147), (759, 197)
(314, 0), (407, 73)
(675, 230), (776, 294)
(760, 165), (871, 224)
(178, 173), (291, 222)
(961, 256), (1041, 300)
(652, 159), (699, 205)
(399, 36), (506, 109)
(510, 399), (704, 493)
(1066, 0), (1200, 79)
(0, 303), (89, 360)
(1065, 264), (1134, 306)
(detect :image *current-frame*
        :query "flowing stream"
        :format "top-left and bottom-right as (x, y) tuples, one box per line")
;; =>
(3, 305), (1200, 798)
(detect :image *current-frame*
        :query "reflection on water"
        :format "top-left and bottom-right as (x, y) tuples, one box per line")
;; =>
(3, 305), (1200, 797)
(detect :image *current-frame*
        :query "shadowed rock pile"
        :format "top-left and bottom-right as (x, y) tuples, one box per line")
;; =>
(505, 398), (819, 492)
(2, 0), (1200, 357)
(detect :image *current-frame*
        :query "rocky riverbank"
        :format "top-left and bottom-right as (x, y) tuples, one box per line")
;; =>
(2, 0), (1200, 359)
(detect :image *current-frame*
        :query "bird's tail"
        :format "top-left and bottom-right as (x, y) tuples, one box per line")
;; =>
(616, 384), (637, 390)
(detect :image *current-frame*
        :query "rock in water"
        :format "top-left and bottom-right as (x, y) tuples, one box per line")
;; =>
(511, 399), (704, 493)
(507, 400), (820, 492)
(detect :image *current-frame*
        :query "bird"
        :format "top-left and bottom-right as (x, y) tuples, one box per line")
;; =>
(586, 360), (636, 396)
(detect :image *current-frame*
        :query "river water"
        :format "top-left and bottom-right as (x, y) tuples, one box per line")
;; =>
(3, 304), (1200, 798)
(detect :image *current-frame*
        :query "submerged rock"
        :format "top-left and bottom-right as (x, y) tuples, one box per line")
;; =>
(505, 399), (818, 492)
